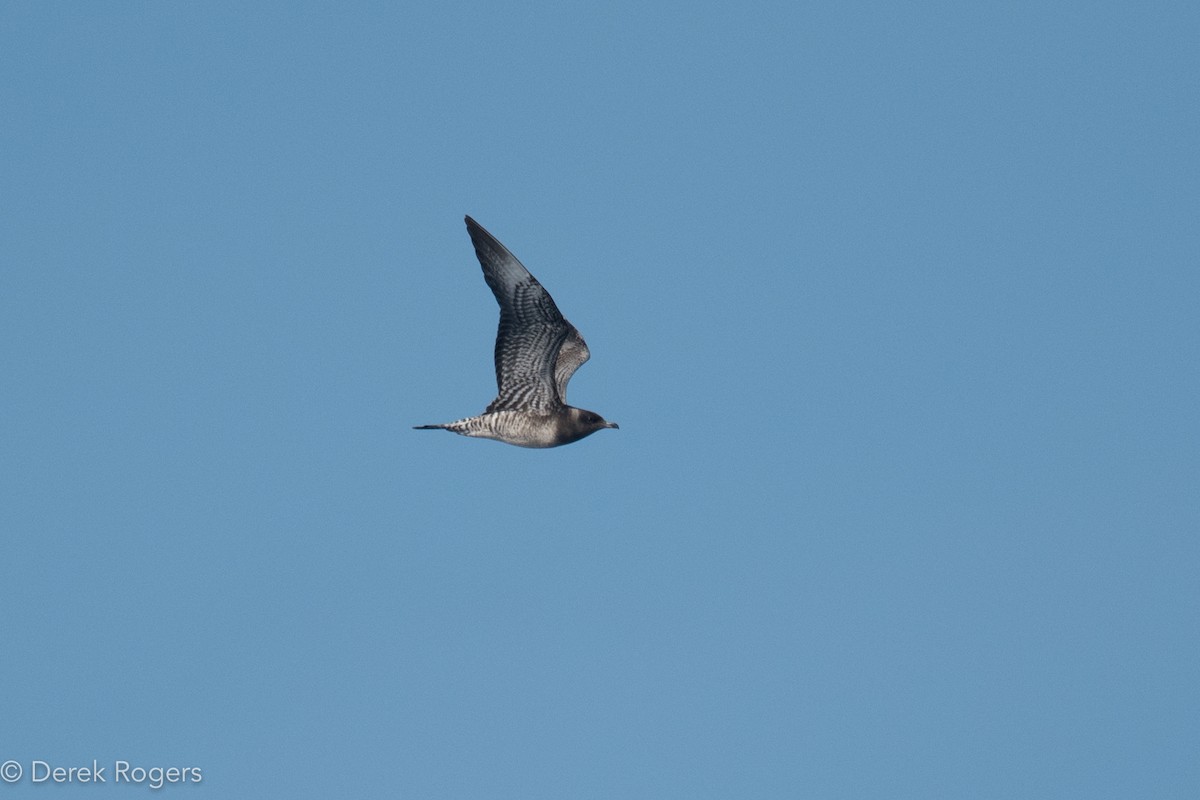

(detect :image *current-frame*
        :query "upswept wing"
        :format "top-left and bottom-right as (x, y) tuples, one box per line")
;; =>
(554, 324), (590, 404)
(465, 216), (584, 412)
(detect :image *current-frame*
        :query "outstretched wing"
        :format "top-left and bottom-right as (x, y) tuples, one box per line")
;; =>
(554, 324), (590, 404)
(465, 216), (574, 413)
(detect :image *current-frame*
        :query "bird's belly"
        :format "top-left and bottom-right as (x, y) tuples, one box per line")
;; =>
(469, 411), (563, 448)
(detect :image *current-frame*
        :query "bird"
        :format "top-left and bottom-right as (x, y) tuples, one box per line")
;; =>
(414, 216), (618, 448)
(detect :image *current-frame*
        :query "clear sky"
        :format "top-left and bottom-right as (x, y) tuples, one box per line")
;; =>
(1, 2), (1196, 798)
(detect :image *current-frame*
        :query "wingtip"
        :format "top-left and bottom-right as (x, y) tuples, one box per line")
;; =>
(463, 216), (510, 257)
(464, 215), (490, 240)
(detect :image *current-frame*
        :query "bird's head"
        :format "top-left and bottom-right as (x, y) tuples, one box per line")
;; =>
(564, 407), (619, 443)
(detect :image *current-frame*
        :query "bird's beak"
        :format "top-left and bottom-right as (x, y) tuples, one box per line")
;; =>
(606, 422), (619, 429)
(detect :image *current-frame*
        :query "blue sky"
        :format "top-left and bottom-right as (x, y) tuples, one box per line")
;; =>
(1, 2), (1196, 797)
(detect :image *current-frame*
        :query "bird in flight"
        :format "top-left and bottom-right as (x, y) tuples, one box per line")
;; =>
(414, 216), (618, 448)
